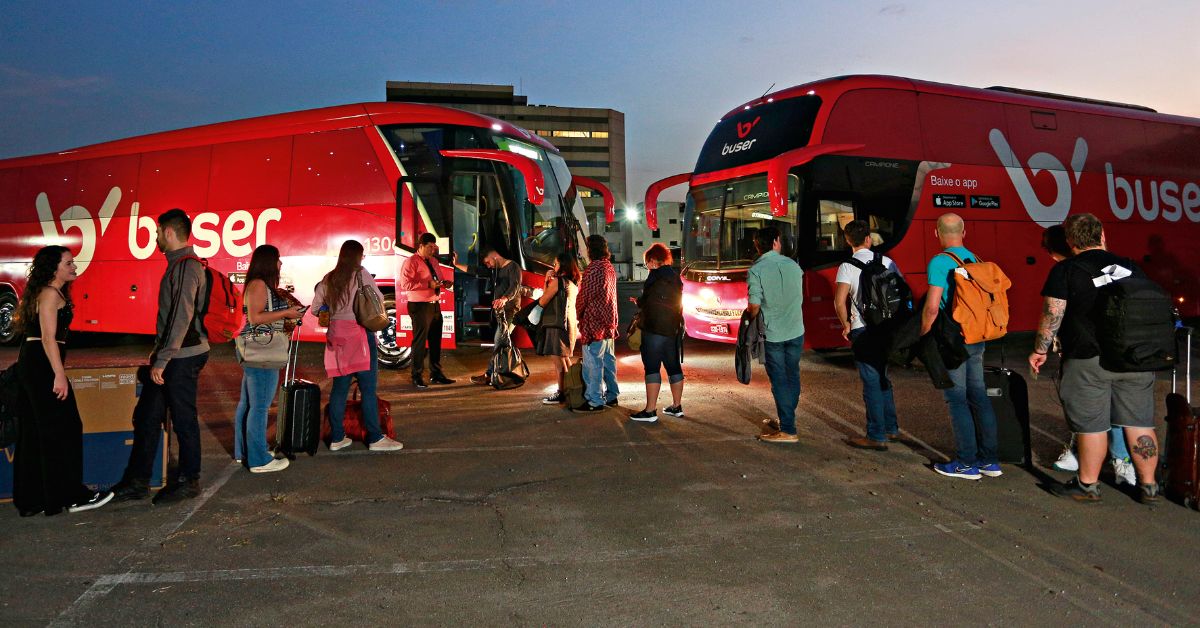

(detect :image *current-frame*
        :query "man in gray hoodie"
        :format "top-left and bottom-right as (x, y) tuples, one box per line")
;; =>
(112, 208), (211, 505)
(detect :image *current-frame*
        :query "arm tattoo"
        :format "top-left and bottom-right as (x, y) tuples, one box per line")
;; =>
(1033, 298), (1067, 354)
(1132, 435), (1158, 461)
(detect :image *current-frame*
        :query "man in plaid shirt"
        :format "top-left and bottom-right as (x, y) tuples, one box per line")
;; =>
(575, 235), (620, 412)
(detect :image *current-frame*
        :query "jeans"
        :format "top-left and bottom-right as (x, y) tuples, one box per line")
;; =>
(328, 330), (383, 444)
(233, 366), (280, 468)
(764, 335), (804, 435)
(583, 339), (619, 407)
(849, 329), (898, 441)
(1109, 427), (1130, 460)
(942, 341), (998, 466)
(408, 301), (444, 380)
(640, 332), (683, 384)
(125, 352), (209, 482)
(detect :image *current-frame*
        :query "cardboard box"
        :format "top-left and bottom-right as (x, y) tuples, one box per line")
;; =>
(1, 365), (166, 501)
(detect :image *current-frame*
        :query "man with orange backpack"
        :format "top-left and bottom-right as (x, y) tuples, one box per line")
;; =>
(921, 213), (1010, 480)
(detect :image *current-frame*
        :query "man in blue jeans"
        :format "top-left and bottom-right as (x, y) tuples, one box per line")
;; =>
(920, 213), (1000, 480)
(834, 220), (901, 450)
(748, 227), (806, 443)
(574, 235), (620, 412)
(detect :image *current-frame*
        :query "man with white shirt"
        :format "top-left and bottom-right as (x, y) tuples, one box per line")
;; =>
(834, 220), (902, 451)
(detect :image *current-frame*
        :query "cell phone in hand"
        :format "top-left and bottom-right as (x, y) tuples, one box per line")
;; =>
(296, 305), (310, 316)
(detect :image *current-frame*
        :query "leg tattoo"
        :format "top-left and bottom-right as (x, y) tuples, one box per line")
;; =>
(1132, 435), (1158, 460)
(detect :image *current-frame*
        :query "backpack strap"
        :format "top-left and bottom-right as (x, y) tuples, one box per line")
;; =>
(846, 257), (869, 271)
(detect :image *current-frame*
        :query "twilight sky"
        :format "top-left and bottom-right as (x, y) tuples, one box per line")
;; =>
(1, 0), (1197, 204)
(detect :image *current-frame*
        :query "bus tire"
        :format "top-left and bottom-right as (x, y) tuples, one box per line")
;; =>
(0, 291), (18, 346)
(375, 293), (412, 369)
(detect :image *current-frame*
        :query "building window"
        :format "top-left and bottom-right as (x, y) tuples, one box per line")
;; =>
(578, 189), (594, 198)
(551, 130), (593, 138)
(670, 241), (678, 246)
(635, 241), (643, 247)
(592, 131), (610, 138)
(565, 160), (610, 169)
(668, 218), (678, 224)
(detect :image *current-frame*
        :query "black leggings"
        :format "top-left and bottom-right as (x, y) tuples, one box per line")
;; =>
(640, 332), (684, 384)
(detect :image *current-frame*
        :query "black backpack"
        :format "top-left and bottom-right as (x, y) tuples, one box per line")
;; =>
(1089, 261), (1177, 372)
(847, 251), (913, 328)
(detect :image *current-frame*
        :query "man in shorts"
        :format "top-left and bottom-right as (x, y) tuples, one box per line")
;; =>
(1029, 213), (1160, 504)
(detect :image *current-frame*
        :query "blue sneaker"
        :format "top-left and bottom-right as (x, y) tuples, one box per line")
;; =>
(933, 461), (981, 480)
(977, 462), (1003, 478)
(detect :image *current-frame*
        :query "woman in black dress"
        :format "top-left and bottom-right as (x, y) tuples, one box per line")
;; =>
(12, 245), (112, 516)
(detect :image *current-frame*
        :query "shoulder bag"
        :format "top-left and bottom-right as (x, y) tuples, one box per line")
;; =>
(235, 290), (290, 368)
(353, 271), (391, 332)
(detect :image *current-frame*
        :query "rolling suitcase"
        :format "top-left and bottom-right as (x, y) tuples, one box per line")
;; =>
(1164, 327), (1198, 510)
(985, 366), (1032, 466)
(276, 327), (320, 458)
(321, 382), (396, 442)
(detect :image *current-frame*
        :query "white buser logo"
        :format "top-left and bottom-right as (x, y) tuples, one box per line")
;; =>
(36, 186), (122, 276)
(988, 129), (1087, 227)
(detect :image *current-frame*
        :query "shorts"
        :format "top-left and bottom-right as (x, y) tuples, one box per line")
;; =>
(1059, 356), (1156, 433)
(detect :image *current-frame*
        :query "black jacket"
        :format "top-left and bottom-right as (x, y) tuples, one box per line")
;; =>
(637, 266), (684, 337)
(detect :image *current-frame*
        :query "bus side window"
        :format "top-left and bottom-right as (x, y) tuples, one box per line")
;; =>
(816, 199), (854, 252)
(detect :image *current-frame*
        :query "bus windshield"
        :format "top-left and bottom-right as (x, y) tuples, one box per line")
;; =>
(491, 136), (568, 270)
(683, 176), (797, 270)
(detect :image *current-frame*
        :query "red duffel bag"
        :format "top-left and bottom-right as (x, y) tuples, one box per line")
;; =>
(321, 382), (396, 442)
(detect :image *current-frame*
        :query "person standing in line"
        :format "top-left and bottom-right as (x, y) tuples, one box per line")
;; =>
(231, 245), (304, 473)
(12, 246), (113, 516)
(748, 226), (806, 443)
(454, 247), (524, 386)
(630, 243), (685, 423)
(536, 251), (580, 405)
(402, 233), (455, 390)
(574, 235), (620, 412)
(920, 213), (1001, 480)
(313, 240), (404, 452)
(111, 209), (212, 505)
(1040, 226), (1136, 486)
(834, 220), (902, 450)
(1030, 213), (1161, 504)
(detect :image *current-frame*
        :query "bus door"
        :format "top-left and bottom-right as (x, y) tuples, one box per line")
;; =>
(449, 171), (513, 343)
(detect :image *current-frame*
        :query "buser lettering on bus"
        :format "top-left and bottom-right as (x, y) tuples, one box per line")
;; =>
(721, 139), (757, 155)
(1106, 163), (1200, 223)
(129, 204), (282, 260)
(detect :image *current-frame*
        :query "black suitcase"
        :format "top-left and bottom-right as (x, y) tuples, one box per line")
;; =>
(275, 327), (320, 458)
(985, 366), (1032, 466)
(1164, 327), (1198, 510)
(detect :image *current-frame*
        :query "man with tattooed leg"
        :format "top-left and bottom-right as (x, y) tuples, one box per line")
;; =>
(1030, 213), (1160, 504)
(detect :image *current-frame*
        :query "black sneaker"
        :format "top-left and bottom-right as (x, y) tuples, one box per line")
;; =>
(630, 409), (658, 423)
(430, 375), (455, 385)
(153, 478), (201, 505)
(110, 477), (150, 502)
(1137, 483), (1161, 505)
(1049, 477), (1101, 503)
(573, 403), (606, 413)
(69, 491), (114, 513)
(542, 391), (565, 405)
(412, 376), (429, 389)
(663, 405), (684, 417)
(605, 398), (619, 407)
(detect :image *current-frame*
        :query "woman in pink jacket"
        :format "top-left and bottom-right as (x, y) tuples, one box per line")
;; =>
(312, 240), (403, 452)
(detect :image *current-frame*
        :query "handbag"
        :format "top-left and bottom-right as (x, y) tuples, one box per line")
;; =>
(353, 271), (390, 332)
(626, 312), (643, 351)
(236, 323), (290, 368)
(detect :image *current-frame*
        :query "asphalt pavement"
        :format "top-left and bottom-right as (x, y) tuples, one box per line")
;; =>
(1, 332), (1198, 626)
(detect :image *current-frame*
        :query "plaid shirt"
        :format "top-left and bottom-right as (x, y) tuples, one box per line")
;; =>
(577, 258), (618, 344)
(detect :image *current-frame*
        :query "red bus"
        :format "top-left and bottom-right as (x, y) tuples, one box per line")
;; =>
(0, 103), (614, 365)
(645, 75), (1200, 348)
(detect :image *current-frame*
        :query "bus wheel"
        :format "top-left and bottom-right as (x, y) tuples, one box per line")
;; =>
(375, 293), (412, 369)
(0, 292), (17, 346)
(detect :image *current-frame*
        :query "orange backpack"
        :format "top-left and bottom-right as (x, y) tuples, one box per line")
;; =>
(941, 252), (1011, 344)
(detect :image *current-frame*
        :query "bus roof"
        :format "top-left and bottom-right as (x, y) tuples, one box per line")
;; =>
(721, 75), (1200, 126)
(0, 102), (559, 168)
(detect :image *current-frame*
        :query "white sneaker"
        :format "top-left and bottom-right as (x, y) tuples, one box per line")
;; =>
(1053, 446), (1079, 472)
(1113, 457), (1137, 486)
(329, 437), (353, 451)
(250, 457), (290, 473)
(69, 491), (114, 513)
(368, 436), (404, 452)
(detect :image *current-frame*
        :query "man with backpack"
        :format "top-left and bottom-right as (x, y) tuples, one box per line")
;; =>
(920, 213), (1002, 480)
(835, 220), (907, 450)
(111, 209), (211, 505)
(1029, 213), (1166, 504)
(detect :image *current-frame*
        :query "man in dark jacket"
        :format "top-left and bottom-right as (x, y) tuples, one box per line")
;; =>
(111, 209), (210, 505)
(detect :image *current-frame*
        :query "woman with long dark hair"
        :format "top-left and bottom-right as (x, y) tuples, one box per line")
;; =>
(13, 245), (112, 516)
(232, 245), (304, 473)
(536, 250), (581, 405)
(312, 240), (402, 452)
(630, 244), (685, 423)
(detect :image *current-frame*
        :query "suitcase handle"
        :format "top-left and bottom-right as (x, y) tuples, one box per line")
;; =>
(283, 324), (303, 384)
(1174, 326), (1192, 404)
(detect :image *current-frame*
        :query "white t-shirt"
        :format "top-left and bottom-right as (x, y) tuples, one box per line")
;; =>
(835, 248), (899, 331)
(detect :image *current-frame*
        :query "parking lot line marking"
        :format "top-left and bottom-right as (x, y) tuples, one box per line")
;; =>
(330, 434), (757, 457)
(801, 398), (954, 463)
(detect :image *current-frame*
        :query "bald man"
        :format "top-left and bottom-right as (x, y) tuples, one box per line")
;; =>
(922, 213), (1000, 481)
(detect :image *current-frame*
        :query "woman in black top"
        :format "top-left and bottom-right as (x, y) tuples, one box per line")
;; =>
(12, 246), (113, 516)
(630, 244), (685, 422)
(536, 251), (581, 405)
